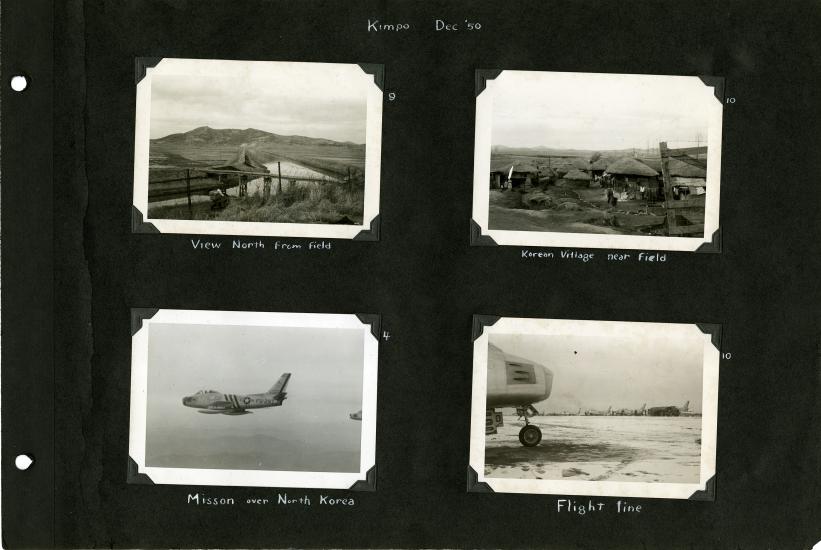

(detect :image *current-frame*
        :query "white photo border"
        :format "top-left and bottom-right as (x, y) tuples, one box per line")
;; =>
(468, 317), (720, 499)
(133, 58), (382, 239)
(128, 309), (379, 489)
(471, 70), (723, 252)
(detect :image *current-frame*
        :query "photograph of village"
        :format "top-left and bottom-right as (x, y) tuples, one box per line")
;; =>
(133, 58), (382, 237)
(473, 70), (722, 249)
(470, 317), (719, 499)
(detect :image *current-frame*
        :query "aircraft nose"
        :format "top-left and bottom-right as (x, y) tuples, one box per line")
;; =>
(541, 365), (554, 400)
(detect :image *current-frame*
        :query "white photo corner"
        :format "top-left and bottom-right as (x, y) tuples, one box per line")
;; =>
(132, 58), (383, 239)
(128, 309), (379, 490)
(468, 316), (720, 500)
(471, 70), (724, 252)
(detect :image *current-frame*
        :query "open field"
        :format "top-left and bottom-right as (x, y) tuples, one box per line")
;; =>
(485, 415), (702, 483)
(148, 182), (364, 225)
(145, 128), (366, 224)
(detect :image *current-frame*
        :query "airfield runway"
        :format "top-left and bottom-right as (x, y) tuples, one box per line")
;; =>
(485, 415), (702, 483)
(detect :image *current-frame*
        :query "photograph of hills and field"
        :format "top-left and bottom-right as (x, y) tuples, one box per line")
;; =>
(472, 71), (723, 250)
(133, 59), (382, 237)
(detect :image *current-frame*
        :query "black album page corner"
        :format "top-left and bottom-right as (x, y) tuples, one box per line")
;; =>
(2, 1), (821, 549)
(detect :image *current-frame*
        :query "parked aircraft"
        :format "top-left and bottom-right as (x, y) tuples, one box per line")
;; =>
(182, 373), (291, 415)
(584, 405), (612, 416)
(485, 343), (554, 447)
(646, 400), (694, 417)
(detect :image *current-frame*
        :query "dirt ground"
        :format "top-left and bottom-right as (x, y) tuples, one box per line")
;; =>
(488, 189), (669, 235)
(485, 415), (702, 483)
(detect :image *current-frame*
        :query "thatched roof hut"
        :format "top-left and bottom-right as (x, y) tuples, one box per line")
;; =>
(636, 156), (706, 178)
(591, 158), (610, 171)
(606, 157), (659, 177)
(491, 162), (538, 175)
(563, 168), (592, 181)
(668, 157), (706, 178)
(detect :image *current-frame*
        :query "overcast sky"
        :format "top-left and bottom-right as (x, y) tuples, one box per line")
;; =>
(144, 322), (364, 471)
(489, 327), (704, 413)
(149, 60), (368, 142)
(491, 71), (713, 150)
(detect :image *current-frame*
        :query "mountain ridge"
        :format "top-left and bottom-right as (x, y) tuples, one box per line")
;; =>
(152, 126), (365, 149)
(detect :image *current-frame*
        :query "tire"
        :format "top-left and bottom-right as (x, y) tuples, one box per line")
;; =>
(519, 425), (542, 447)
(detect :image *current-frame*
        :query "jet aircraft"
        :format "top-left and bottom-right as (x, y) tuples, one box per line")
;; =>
(349, 410), (362, 421)
(182, 373), (291, 415)
(486, 343), (554, 447)
(647, 400), (691, 417)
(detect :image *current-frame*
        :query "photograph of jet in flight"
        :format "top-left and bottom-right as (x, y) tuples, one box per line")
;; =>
(182, 373), (291, 415)
(128, 309), (378, 489)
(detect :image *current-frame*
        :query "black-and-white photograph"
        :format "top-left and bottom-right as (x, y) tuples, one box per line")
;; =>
(472, 71), (723, 251)
(469, 317), (719, 499)
(128, 310), (378, 488)
(133, 58), (382, 238)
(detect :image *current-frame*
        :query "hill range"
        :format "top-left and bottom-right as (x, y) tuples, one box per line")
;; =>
(150, 126), (366, 177)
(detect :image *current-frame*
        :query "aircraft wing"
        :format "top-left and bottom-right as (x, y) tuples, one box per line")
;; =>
(207, 401), (240, 411)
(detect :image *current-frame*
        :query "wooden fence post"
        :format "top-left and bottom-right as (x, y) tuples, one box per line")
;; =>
(277, 161), (282, 200)
(659, 141), (678, 236)
(263, 177), (271, 203)
(186, 169), (192, 217)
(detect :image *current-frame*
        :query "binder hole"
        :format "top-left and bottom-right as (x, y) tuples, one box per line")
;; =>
(10, 75), (28, 92)
(15, 454), (34, 470)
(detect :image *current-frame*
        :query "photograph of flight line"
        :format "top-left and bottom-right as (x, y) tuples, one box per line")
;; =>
(471, 319), (717, 497)
(145, 322), (364, 473)
(475, 70), (722, 244)
(134, 58), (382, 235)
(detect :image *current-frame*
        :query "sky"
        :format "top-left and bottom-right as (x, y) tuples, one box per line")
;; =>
(490, 71), (714, 150)
(149, 60), (368, 142)
(489, 327), (704, 413)
(144, 322), (364, 472)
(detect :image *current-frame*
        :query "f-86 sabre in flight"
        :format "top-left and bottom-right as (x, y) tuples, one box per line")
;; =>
(182, 373), (291, 415)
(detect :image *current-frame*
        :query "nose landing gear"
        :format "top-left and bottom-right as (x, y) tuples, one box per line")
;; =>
(516, 405), (542, 447)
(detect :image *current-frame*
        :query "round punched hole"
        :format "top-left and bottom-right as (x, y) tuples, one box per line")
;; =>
(15, 454), (34, 470)
(10, 75), (29, 92)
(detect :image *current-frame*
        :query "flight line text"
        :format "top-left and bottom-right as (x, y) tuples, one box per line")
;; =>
(556, 498), (642, 514)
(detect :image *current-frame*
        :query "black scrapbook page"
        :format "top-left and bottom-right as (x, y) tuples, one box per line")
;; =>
(2, 0), (820, 548)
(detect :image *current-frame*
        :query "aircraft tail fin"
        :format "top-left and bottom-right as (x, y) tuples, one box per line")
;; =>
(682, 400), (690, 411)
(268, 373), (291, 396)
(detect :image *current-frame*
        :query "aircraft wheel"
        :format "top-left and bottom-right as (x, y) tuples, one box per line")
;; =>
(519, 425), (542, 447)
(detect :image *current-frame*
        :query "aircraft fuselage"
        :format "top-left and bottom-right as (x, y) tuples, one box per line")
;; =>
(185, 391), (283, 409)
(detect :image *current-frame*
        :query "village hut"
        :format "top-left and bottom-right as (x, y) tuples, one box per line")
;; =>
(667, 156), (707, 200)
(604, 157), (660, 200)
(489, 162), (539, 190)
(537, 166), (558, 187)
(590, 157), (610, 179)
(558, 168), (592, 188)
